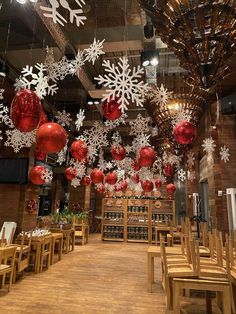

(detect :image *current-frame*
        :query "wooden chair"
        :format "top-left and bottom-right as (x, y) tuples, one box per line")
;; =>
(0, 246), (17, 291)
(73, 217), (89, 245)
(0, 227), (6, 246)
(39, 237), (52, 272)
(0, 222), (17, 244)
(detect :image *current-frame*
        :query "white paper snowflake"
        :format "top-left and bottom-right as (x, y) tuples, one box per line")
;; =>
(115, 158), (133, 175)
(104, 113), (128, 130)
(70, 50), (85, 75)
(41, 168), (53, 184)
(57, 145), (67, 165)
(87, 145), (98, 164)
(40, 0), (87, 28)
(0, 103), (8, 123)
(83, 121), (109, 150)
(172, 109), (192, 127)
(167, 153), (181, 167)
(105, 183), (115, 192)
(84, 38), (105, 65)
(202, 137), (216, 154)
(138, 167), (154, 180)
(151, 157), (162, 174)
(14, 77), (25, 91)
(74, 162), (86, 178)
(111, 131), (122, 145)
(125, 145), (133, 155)
(3, 114), (14, 128)
(0, 89), (4, 100)
(55, 110), (72, 127)
(95, 56), (148, 113)
(187, 170), (196, 182)
(187, 151), (195, 169)
(178, 168), (186, 182)
(220, 145), (230, 163)
(5, 129), (35, 153)
(149, 84), (173, 107)
(0, 130), (3, 142)
(132, 134), (151, 154)
(75, 109), (85, 132)
(71, 178), (81, 188)
(129, 114), (151, 135)
(116, 169), (125, 181)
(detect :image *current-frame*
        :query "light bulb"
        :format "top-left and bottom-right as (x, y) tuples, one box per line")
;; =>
(150, 57), (159, 66)
(16, 0), (27, 3)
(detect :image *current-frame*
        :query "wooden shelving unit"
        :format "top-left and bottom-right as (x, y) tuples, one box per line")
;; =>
(101, 197), (175, 244)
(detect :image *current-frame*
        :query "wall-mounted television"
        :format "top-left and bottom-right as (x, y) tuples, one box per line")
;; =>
(0, 158), (29, 184)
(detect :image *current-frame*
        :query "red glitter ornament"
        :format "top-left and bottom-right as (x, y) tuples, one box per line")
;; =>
(173, 120), (197, 145)
(139, 146), (156, 167)
(141, 180), (154, 192)
(29, 165), (46, 185)
(90, 168), (105, 184)
(102, 98), (122, 120)
(70, 140), (88, 162)
(105, 172), (118, 185)
(111, 145), (126, 160)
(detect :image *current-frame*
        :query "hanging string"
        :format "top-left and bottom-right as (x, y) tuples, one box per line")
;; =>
(1, 20), (11, 88)
(29, 10), (37, 66)
(216, 92), (220, 125)
(94, 0), (98, 39)
(123, 0), (128, 57)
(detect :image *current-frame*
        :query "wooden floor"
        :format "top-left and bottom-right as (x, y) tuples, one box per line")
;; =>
(0, 234), (221, 314)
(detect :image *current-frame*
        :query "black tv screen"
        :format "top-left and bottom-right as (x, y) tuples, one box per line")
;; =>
(0, 158), (29, 184)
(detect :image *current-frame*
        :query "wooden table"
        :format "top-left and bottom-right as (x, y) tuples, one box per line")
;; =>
(51, 233), (63, 264)
(50, 229), (75, 254)
(155, 225), (171, 245)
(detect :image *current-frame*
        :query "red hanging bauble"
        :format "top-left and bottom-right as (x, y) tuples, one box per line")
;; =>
(65, 167), (76, 181)
(133, 159), (141, 171)
(141, 180), (154, 192)
(164, 163), (173, 177)
(173, 120), (197, 145)
(111, 144), (126, 160)
(114, 184), (121, 192)
(36, 122), (67, 153)
(166, 183), (176, 194)
(120, 179), (128, 191)
(82, 176), (91, 186)
(131, 173), (140, 184)
(105, 172), (118, 185)
(155, 179), (162, 188)
(102, 98), (122, 120)
(96, 184), (106, 194)
(70, 140), (88, 162)
(10, 89), (42, 132)
(29, 165), (46, 185)
(139, 146), (156, 167)
(90, 168), (105, 184)
(37, 110), (48, 128)
(34, 145), (47, 161)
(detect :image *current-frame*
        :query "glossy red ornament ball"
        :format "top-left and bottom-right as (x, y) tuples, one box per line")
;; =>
(36, 122), (67, 153)
(120, 179), (128, 191)
(11, 89), (42, 132)
(155, 179), (162, 188)
(29, 165), (45, 185)
(82, 176), (91, 186)
(166, 183), (176, 194)
(105, 172), (118, 185)
(131, 173), (140, 184)
(164, 163), (173, 177)
(37, 110), (48, 128)
(133, 159), (141, 171)
(102, 98), (122, 120)
(139, 146), (156, 167)
(90, 168), (105, 184)
(141, 180), (154, 192)
(96, 184), (106, 194)
(111, 145), (126, 161)
(65, 167), (76, 181)
(173, 120), (197, 145)
(70, 140), (88, 162)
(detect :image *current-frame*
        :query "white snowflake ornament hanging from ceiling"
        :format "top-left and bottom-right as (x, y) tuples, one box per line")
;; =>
(132, 134), (151, 154)
(55, 110), (72, 127)
(0, 103), (9, 123)
(220, 145), (230, 163)
(104, 113), (128, 130)
(57, 145), (68, 165)
(75, 109), (85, 132)
(149, 84), (173, 108)
(172, 109), (192, 127)
(5, 129), (36, 153)
(187, 151), (195, 169)
(71, 177), (81, 188)
(129, 113), (151, 135)
(202, 137), (216, 154)
(84, 39), (105, 65)
(0, 89), (4, 100)
(111, 131), (122, 145)
(40, 0), (87, 28)
(95, 56), (149, 113)
(41, 168), (53, 184)
(83, 121), (109, 151)
(178, 168), (186, 182)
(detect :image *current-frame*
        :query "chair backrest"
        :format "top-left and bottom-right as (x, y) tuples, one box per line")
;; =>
(0, 222), (17, 244)
(0, 246), (17, 268)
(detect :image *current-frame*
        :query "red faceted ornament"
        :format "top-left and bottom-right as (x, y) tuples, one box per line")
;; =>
(90, 168), (105, 184)
(139, 146), (156, 167)
(173, 120), (197, 145)
(70, 140), (88, 162)
(131, 173), (140, 184)
(120, 179), (128, 191)
(36, 122), (67, 154)
(82, 176), (91, 186)
(141, 180), (154, 192)
(65, 167), (76, 181)
(105, 172), (118, 185)
(37, 110), (48, 128)
(133, 159), (141, 171)
(155, 179), (162, 188)
(29, 165), (45, 185)
(96, 184), (106, 194)
(164, 163), (173, 177)
(102, 98), (122, 120)
(111, 145), (126, 160)
(11, 89), (42, 132)
(166, 183), (176, 194)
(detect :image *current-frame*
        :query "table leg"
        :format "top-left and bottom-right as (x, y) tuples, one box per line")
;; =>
(72, 231), (75, 251)
(35, 242), (41, 273)
(66, 235), (69, 254)
(51, 238), (55, 265)
(147, 252), (153, 292)
(58, 238), (62, 260)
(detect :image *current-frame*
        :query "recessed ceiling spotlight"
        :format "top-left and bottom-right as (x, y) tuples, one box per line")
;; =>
(141, 50), (159, 68)
(16, 0), (27, 3)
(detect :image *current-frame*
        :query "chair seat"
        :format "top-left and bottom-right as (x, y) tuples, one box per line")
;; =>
(16, 245), (31, 253)
(0, 264), (11, 271)
(75, 231), (83, 236)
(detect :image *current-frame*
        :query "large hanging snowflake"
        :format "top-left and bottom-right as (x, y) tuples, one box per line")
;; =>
(172, 109), (192, 127)
(178, 169), (186, 182)
(202, 137), (216, 154)
(17, 63), (58, 99)
(5, 129), (35, 153)
(129, 114), (151, 135)
(220, 145), (230, 163)
(41, 168), (53, 184)
(95, 56), (148, 113)
(83, 121), (109, 150)
(149, 84), (173, 108)
(187, 151), (195, 169)
(40, 0), (87, 28)
(55, 110), (72, 127)
(104, 113), (128, 130)
(84, 38), (105, 65)
(75, 109), (85, 132)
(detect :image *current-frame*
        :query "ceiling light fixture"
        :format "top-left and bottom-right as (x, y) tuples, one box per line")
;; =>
(141, 50), (159, 67)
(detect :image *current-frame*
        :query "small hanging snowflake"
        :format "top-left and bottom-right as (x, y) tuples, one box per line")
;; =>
(0, 103), (8, 123)
(84, 38), (105, 65)
(41, 168), (53, 184)
(0, 130), (3, 142)
(95, 56), (149, 113)
(70, 50), (85, 75)
(149, 84), (173, 108)
(138, 167), (154, 180)
(3, 114), (14, 129)
(132, 134), (151, 154)
(172, 109), (192, 127)
(55, 110), (72, 127)
(40, 0), (87, 28)
(125, 145), (133, 155)
(71, 178), (81, 188)
(0, 89), (4, 100)
(75, 109), (85, 132)
(167, 153), (181, 167)
(187, 170), (196, 182)
(178, 169), (186, 182)
(87, 145), (98, 164)
(83, 121), (109, 150)
(151, 157), (162, 174)
(115, 158), (133, 175)
(220, 145), (230, 163)
(74, 162), (86, 178)
(105, 183), (115, 193)
(104, 113), (128, 130)
(111, 131), (122, 145)
(5, 129), (35, 153)
(202, 137), (216, 154)
(129, 114), (151, 135)
(186, 151), (195, 169)
(57, 145), (67, 165)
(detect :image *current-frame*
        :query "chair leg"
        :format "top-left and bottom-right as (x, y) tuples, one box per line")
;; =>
(2, 274), (6, 289)
(173, 280), (181, 314)
(12, 265), (17, 284)
(8, 270), (14, 292)
(223, 287), (232, 314)
(206, 291), (212, 314)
